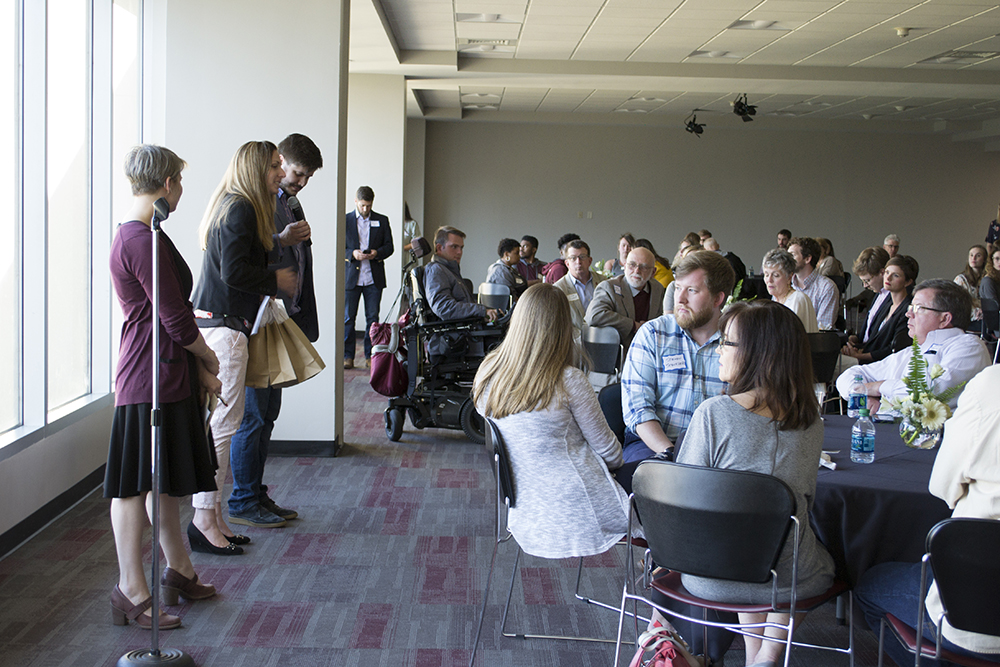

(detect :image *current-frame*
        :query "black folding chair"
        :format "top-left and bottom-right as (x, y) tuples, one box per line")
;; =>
(877, 518), (1000, 667)
(613, 460), (853, 667)
(598, 382), (626, 444)
(808, 331), (843, 415)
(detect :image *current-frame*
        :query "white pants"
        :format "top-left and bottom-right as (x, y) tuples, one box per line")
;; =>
(192, 327), (248, 510)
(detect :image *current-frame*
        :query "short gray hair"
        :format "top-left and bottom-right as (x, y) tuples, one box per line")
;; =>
(123, 145), (185, 195)
(914, 279), (973, 331)
(762, 248), (796, 276)
(884, 234), (900, 244)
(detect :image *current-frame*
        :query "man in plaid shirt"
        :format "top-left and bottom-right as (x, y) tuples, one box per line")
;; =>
(621, 251), (736, 464)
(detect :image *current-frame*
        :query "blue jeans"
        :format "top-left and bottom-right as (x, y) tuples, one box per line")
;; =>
(855, 562), (1000, 667)
(228, 385), (281, 515)
(344, 284), (382, 360)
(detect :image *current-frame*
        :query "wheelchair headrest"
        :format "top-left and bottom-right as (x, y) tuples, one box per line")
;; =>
(410, 236), (432, 259)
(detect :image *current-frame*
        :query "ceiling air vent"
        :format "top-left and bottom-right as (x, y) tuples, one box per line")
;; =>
(920, 50), (1000, 65)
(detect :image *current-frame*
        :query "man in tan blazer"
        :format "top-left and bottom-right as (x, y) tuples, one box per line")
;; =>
(553, 240), (604, 340)
(586, 247), (664, 351)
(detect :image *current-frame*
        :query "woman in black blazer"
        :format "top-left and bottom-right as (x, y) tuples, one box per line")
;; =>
(189, 141), (297, 553)
(842, 255), (918, 364)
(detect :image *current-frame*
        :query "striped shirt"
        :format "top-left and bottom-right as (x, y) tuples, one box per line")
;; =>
(621, 315), (726, 441)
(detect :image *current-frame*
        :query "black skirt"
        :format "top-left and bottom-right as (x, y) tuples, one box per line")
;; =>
(104, 357), (218, 498)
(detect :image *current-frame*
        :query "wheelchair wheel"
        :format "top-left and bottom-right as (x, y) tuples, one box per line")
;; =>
(459, 399), (485, 445)
(385, 408), (404, 441)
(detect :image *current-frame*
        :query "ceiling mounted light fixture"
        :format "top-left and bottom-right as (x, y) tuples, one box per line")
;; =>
(732, 93), (757, 122)
(685, 112), (705, 137)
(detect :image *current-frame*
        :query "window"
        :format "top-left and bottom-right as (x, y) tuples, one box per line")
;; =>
(0, 0), (19, 433)
(46, 0), (92, 412)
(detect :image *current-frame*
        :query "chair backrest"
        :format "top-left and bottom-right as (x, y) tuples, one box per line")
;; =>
(582, 325), (623, 376)
(807, 331), (842, 385)
(830, 274), (847, 295)
(981, 298), (999, 340)
(632, 460), (796, 583)
(478, 282), (512, 310)
(598, 382), (626, 444)
(486, 418), (516, 508)
(927, 518), (1000, 637)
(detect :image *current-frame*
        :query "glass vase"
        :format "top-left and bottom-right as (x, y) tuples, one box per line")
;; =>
(899, 417), (942, 450)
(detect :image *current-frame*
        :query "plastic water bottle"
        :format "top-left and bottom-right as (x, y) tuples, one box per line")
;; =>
(851, 408), (875, 464)
(847, 373), (867, 418)
(749, 266), (754, 278)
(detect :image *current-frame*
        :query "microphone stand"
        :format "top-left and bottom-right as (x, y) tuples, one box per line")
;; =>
(118, 198), (195, 667)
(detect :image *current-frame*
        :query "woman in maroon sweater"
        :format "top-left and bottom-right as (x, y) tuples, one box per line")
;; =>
(106, 145), (222, 629)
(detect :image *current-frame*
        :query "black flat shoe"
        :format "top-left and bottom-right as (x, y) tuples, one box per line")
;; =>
(225, 533), (251, 546)
(187, 522), (244, 556)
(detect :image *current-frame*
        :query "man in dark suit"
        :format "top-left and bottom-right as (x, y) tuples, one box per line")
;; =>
(345, 185), (393, 369)
(228, 133), (322, 529)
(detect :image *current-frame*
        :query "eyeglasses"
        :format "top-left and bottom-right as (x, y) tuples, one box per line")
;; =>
(625, 261), (653, 272)
(907, 303), (945, 315)
(719, 333), (739, 348)
(565, 255), (590, 263)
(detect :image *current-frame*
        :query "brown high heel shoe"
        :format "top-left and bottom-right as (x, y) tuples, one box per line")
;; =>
(111, 585), (181, 629)
(161, 567), (216, 606)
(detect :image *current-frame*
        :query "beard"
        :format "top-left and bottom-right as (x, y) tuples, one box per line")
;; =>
(675, 302), (714, 330)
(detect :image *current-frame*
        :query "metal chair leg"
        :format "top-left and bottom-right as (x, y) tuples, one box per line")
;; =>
(469, 535), (504, 667)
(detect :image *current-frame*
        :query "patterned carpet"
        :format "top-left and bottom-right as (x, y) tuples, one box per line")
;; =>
(0, 366), (878, 666)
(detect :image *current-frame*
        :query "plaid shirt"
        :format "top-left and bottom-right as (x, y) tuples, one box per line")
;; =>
(621, 315), (726, 440)
(793, 270), (840, 330)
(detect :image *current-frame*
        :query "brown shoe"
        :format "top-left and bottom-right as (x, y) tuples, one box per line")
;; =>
(111, 585), (181, 629)
(365, 358), (372, 369)
(161, 567), (216, 606)
(343, 358), (354, 369)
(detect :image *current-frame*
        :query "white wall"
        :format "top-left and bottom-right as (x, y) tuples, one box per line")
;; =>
(424, 121), (1000, 289)
(405, 118), (426, 243)
(160, 0), (348, 441)
(346, 74), (407, 324)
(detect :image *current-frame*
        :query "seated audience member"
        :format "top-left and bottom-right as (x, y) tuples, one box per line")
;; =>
(586, 247), (665, 351)
(554, 240), (604, 339)
(762, 248), (818, 333)
(515, 235), (544, 286)
(776, 228), (792, 250)
(855, 364), (1000, 667)
(604, 232), (635, 276)
(955, 244), (987, 299)
(835, 279), (990, 414)
(675, 300), (834, 667)
(485, 237), (527, 300)
(662, 242), (702, 314)
(621, 250), (736, 463)
(788, 236), (840, 329)
(842, 255), (916, 365)
(540, 232), (580, 283)
(815, 237), (844, 278)
(635, 238), (674, 288)
(424, 226), (499, 322)
(472, 283), (639, 559)
(848, 246), (892, 346)
(671, 232), (701, 269)
(981, 246), (1000, 304)
(702, 237), (720, 252)
(988, 205), (1000, 255)
(883, 233), (900, 258)
(698, 229), (712, 243)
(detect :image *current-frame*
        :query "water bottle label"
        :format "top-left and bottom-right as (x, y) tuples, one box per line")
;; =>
(848, 394), (867, 412)
(851, 433), (875, 453)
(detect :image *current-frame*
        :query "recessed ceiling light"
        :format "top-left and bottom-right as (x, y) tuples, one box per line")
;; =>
(456, 13), (520, 24)
(464, 104), (498, 110)
(728, 20), (786, 31)
(689, 50), (741, 59)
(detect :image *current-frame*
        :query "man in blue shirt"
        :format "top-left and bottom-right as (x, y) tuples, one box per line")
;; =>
(621, 250), (736, 463)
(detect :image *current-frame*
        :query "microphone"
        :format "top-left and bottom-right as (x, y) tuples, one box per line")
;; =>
(152, 197), (170, 229)
(286, 195), (311, 247)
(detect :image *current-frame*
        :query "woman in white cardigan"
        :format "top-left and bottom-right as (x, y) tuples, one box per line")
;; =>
(472, 283), (638, 558)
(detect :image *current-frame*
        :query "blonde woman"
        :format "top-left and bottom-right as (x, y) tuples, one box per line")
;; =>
(472, 283), (637, 558)
(190, 141), (297, 551)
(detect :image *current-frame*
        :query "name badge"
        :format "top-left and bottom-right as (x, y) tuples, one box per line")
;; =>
(662, 354), (686, 372)
(371, 220), (380, 227)
(614, 285), (622, 296)
(567, 292), (580, 301)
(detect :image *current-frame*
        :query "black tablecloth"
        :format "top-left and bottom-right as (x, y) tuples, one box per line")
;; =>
(810, 415), (951, 587)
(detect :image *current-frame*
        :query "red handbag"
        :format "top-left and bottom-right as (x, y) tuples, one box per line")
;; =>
(369, 312), (409, 398)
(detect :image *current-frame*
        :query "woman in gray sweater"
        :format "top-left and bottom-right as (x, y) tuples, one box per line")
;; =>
(676, 299), (834, 667)
(472, 283), (637, 559)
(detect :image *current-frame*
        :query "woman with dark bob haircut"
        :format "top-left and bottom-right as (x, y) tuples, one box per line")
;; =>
(675, 299), (834, 667)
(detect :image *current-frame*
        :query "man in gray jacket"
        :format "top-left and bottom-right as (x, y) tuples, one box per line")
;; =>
(424, 226), (499, 323)
(586, 247), (664, 351)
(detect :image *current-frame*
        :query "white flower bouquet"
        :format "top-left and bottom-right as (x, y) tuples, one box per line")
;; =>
(883, 340), (964, 449)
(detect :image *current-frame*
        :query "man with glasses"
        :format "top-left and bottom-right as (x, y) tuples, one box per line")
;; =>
(883, 233), (901, 258)
(835, 279), (990, 414)
(585, 247), (664, 351)
(621, 250), (736, 463)
(553, 239), (604, 339)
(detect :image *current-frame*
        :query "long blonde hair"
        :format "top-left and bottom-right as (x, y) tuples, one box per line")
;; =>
(198, 141), (277, 251)
(472, 283), (577, 419)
